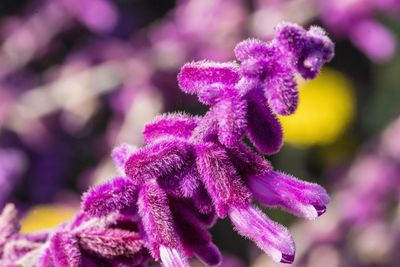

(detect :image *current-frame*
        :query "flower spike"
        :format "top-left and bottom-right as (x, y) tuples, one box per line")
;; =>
(0, 22), (333, 266)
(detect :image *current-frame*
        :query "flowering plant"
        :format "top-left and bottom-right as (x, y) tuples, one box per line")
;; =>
(0, 22), (333, 267)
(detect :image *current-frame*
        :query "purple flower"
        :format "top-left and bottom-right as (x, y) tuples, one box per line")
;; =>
(111, 144), (138, 176)
(245, 88), (283, 154)
(0, 205), (150, 265)
(0, 150), (26, 207)
(248, 170), (330, 219)
(78, 227), (143, 258)
(319, 0), (398, 62)
(195, 143), (251, 217)
(235, 23), (334, 115)
(0, 22), (332, 266)
(82, 177), (138, 217)
(60, 0), (118, 33)
(49, 232), (81, 267)
(137, 181), (182, 260)
(143, 114), (200, 144)
(178, 61), (240, 95)
(229, 205), (295, 263)
(349, 19), (396, 63)
(168, 198), (220, 265)
(124, 139), (194, 186)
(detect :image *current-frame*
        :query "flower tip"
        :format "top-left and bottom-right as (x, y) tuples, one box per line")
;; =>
(111, 144), (137, 175)
(300, 203), (328, 220)
(194, 243), (222, 267)
(269, 248), (295, 264)
(280, 253), (295, 264)
(301, 203), (327, 220)
(275, 21), (301, 32)
(313, 204), (327, 217)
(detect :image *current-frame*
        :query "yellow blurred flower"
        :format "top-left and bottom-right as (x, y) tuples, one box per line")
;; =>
(279, 68), (355, 147)
(20, 204), (76, 233)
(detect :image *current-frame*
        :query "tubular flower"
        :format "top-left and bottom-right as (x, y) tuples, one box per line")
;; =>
(0, 22), (332, 266)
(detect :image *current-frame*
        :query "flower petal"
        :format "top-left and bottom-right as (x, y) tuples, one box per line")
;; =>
(138, 182), (181, 258)
(112, 144), (138, 176)
(234, 39), (270, 62)
(265, 66), (298, 115)
(159, 245), (190, 267)
(192, 185), (215, 216)
(216, 89), (247, 148)
(196, 144), (251, 217)
(246, 89), (283, 154)
(178, 61), (240, 94)
(50, 232), (81, 267)
(276, 22), (334, 79)
(82, 177), (138, 217)
(169, 198), (220, 266)
(229, 206), (295, 263)
(193, 243), (222, 267)
(125, 139), (193, 185)
(143, 113), (200, 144)
(226, 143), (271, 178)
(248, 170), (330, 219)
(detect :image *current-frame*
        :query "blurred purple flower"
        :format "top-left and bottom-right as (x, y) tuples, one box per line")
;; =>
(319, 0), (399, 62)
(0, 149), (26, 207)
(60, 0), (118, 33)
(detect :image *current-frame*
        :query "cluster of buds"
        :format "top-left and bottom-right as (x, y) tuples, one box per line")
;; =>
(0, 22), (333, 266)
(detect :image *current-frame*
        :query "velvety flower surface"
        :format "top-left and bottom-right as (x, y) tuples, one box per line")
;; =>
(0, 22), (332, 266)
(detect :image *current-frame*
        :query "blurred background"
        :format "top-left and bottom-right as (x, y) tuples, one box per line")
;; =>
(0, 0), (399, 266)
